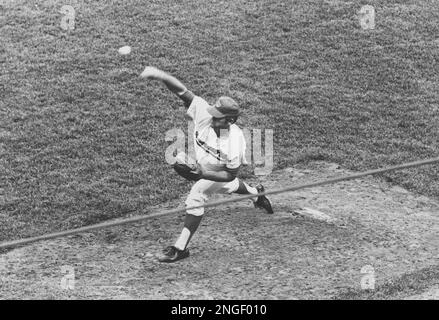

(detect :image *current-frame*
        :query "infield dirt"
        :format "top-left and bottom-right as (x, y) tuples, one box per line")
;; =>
(1, 161), (437, 299)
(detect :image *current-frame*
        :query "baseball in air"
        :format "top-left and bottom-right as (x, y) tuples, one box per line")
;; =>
(118, 46), (131, 55)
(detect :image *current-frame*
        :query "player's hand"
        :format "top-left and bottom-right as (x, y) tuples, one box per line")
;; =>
(190, 163), (203, 177)
(191, 163), (203, 176)
(140, 66), (164, 80)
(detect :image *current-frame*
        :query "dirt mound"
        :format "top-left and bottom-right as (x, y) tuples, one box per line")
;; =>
(1, 161), (438, 299)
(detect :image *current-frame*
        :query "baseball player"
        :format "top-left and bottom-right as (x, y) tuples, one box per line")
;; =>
(141, 66), (273, 263)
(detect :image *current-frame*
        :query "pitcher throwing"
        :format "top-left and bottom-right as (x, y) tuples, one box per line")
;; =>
(141, 67), (273, 263)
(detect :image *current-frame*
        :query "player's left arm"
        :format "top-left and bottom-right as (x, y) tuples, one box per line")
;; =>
(193, 165), (239, 182)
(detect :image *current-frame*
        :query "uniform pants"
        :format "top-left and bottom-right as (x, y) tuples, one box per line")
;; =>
(185, 178), (240, 216)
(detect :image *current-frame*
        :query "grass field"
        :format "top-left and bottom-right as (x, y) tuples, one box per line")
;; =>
(1, 0), (439, 299)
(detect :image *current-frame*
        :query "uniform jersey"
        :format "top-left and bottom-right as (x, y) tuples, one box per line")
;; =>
(186, 96), (248, 172)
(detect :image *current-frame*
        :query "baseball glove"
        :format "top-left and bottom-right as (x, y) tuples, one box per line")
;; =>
(173, 162), (201, 181)
(173, 152), (201, 181)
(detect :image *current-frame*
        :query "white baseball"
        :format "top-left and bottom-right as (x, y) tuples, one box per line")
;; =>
(118, 46), (131, 55)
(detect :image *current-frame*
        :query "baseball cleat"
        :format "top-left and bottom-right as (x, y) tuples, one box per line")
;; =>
(254, 184), (274, 214)
(157, 245), (190, 263)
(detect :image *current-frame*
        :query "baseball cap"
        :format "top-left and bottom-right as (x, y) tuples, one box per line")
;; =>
(206, 96), (242, 118)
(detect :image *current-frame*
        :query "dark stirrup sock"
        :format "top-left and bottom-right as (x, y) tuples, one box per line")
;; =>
(174, 214), (203, 250)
